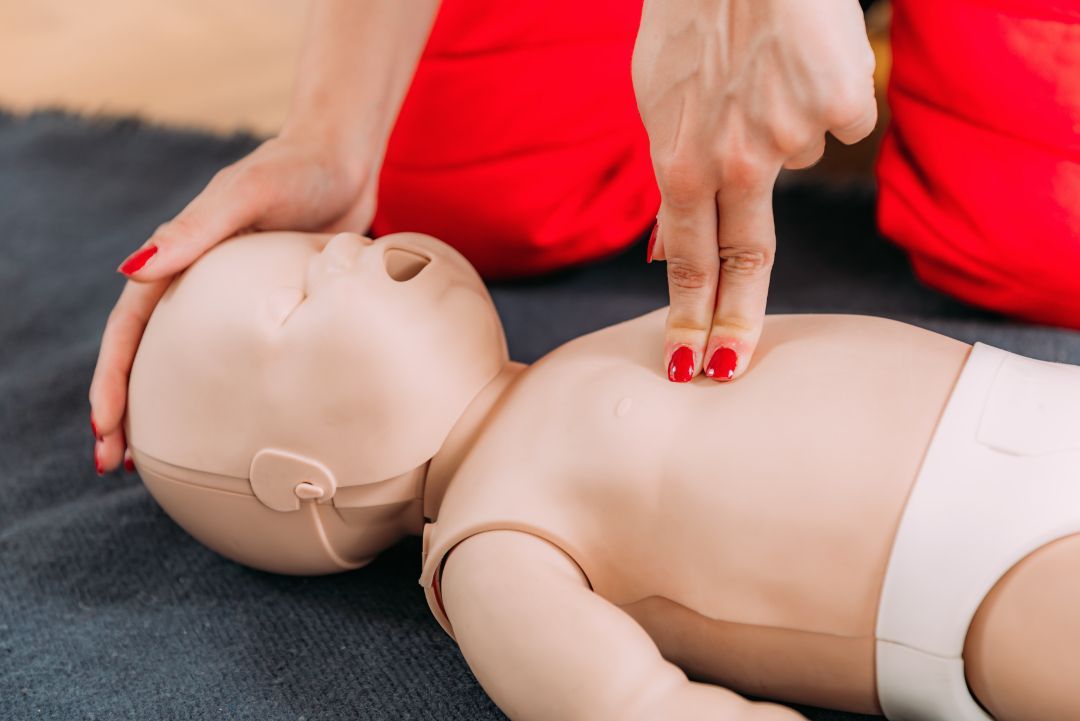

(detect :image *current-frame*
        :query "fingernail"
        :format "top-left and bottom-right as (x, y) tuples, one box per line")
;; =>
(646, 223), (658, 263)
(667, 345), (695, 383)
(705, 346), (738, 381)
(94, 443), (104, 476)
(90, 411), (101, 441)
(118, 245), (158, 275)
(124, 455), (136, 473)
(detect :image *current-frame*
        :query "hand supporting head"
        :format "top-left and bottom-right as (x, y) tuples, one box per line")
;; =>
(125, 231), (508, 573)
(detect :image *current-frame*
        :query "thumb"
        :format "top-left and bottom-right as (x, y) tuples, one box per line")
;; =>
(703, 183), (775, 382)
(117, 165), (265, 280)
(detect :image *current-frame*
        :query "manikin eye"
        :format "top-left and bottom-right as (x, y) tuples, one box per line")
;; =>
(262, 286), (306, 327)
(383, 247), (431, 282)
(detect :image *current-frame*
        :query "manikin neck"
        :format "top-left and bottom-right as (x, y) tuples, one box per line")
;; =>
(410, 360), (527, 532)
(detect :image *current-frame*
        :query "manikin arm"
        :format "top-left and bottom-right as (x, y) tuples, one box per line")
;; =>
(441, 530), (804, 721)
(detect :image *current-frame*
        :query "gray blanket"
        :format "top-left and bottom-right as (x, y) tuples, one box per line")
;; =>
(2, 111), (1077, 721)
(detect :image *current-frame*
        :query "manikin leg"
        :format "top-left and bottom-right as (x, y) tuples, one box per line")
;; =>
(964, 533), (1080, 721)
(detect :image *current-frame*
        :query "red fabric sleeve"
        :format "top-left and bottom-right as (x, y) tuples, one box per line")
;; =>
(371, 0), (659, 278)
(877, 0), (1080, 327)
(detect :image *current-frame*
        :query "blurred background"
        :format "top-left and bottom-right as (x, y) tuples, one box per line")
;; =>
(0, 0), (305, 135)
(0, 0), (892, 179)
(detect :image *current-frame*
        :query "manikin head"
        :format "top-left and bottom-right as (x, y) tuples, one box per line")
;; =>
(125, 231), (508, 574)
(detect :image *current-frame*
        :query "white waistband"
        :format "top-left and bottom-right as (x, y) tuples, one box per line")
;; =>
(876, 342), (1080, 721)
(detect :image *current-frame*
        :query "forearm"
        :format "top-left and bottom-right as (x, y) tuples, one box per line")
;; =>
(282, 0), (441, 159)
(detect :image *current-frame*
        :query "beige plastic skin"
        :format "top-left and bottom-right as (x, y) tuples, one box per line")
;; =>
(125, 231), (1080, 721)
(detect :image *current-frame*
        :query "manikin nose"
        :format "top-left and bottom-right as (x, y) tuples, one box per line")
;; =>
(305, 232), (373, 291)
(320, 232), (373, 271)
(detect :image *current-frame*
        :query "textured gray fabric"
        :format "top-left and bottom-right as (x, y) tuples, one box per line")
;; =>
(1, 111), (1077, 721)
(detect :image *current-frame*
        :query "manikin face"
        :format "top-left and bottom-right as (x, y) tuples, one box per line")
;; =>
(126, 231), (507, 571)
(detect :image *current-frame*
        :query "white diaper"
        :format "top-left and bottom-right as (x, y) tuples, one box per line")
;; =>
(875, 342), (1080, 721)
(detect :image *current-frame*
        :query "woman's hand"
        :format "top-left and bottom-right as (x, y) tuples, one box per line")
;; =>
(633, 0), (877, 382)
(89, 130), (375, 473)
(89, 0), (441, 473)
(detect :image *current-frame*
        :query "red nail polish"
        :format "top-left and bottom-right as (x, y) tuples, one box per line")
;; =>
(119, 245), (158, 275)
(705, 346), (738, 381)
(646, 224), (658, 263)
(124, 456), (136, 473)
(668, 345), (695, 383)
(94, 444), (104, 476)
(90, 411), (101, 440)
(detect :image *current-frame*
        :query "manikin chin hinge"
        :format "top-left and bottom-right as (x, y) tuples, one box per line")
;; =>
(248, 448), (337, 512)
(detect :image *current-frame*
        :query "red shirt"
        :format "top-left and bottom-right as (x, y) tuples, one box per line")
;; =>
(372, 0), (659, 278)
(878, 0), (1080, 328)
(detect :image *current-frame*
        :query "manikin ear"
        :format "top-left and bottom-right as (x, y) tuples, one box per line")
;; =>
(248, 448), (338, 512)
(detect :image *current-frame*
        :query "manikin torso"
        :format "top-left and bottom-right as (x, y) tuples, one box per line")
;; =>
(423, 310), (967, 714)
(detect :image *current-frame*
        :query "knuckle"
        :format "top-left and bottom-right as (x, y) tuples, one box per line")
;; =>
(148, 222), (172, 244)
(112, 283), (159, 327)
(667, 256), (713, 291)
(104, 306), (136, 334)
(231, 161), (269, 192)
(229, 162), (278, 209)
(769, 121), (814, 157)
(656, 157), (707, 205)
(159, 214), (197, 243)
(210, 165), (236, 185)
(105, 306), (124, 327)
(826, 77), (874, 130)
(105, 365), (129, 390)
(720, 247), (773, 277)
(716, 152), (770, 188)
(785, 141), (825, 169)
(864, 48), (877, 77)
(106, 304), (136, 332)
(207, 162), (247, 193)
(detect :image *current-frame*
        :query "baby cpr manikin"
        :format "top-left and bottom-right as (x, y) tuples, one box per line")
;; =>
(125, 231), (1080, 721)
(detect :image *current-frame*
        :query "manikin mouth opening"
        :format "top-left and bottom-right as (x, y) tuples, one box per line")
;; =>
(383, 247), (431, 282)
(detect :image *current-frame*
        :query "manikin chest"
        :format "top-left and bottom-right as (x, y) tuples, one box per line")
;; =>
(423, 346), (919, 639)
(422, 313), (968, 714)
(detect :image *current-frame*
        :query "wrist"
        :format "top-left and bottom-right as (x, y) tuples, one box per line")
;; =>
(280, 0), (441, 185)
(276, 115), (373, 196)
(281, 105), (371, 156)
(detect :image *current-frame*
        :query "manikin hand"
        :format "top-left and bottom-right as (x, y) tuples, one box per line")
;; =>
(632, 0), (876, 382)
(88, 0), (441, 473)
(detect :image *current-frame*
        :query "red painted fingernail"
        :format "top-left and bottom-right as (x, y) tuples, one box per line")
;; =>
(94, 444), (104, 476)
(90, 411), (101, 441)
(705, 346), (738, 381)
(667, 345), (695, 383)
(646, 223), (658, 263)
(124, 456), (136, 473)
(118, 245), (158, 275)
